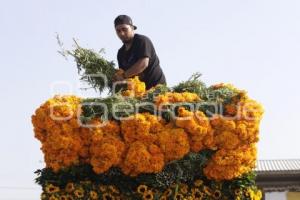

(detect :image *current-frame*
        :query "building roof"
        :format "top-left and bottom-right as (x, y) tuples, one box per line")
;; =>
(256, 159), (300, 173)
(255, 159), (300, 192)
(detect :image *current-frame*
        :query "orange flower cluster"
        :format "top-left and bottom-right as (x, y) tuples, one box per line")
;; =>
(120, 113), (164, 143)
(157, 126), (190, 162)
(173, 88), (264, 180)
(122, 76), (146, 97)
(175, 107), (215, 152)
(204, 144), (257, 181)
(32, 99), (191, 176)
(120, 113), (189, 175)
(155, 92), (201, 107)
(32, 96), (123, 172)
(210, 83), (241, 92)
(32, 95), (87, 171)
(205, 93), (264, 180)
(90, 133), (125, 174)
(33, 84), (263, 180)
(121, 141), (165, 176)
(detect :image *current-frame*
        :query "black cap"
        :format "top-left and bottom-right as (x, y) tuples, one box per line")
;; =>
(114, 15), (137, 30)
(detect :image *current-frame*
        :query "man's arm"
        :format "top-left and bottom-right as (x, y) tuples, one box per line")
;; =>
(124, 57), (149, 78)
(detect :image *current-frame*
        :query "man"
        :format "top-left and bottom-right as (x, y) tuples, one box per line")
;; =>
(113, 15), (166, 90)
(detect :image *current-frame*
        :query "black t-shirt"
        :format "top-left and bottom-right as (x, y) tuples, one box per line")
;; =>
(117, 34), (166, 89)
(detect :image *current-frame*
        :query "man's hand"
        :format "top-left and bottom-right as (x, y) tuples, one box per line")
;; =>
(113, 69), (125, 82)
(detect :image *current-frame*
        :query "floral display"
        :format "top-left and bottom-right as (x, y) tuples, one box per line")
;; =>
(33, 44), (264, 199)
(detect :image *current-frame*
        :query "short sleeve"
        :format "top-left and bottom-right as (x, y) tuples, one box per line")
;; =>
(135, 37), (153, 59)
(117, 49), (122, 67)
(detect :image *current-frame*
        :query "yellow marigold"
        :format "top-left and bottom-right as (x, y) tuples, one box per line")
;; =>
(214, 130), (240, 150)
(121, 113), (162, 144)
(143, 112), (165, 133)
(77, 127), (94, 162)
(210, 83), (240, 92)
(41, 134), (82, 172)
(121, 141), (164, 176)
(90, 135), (125, 174)
(155, 92), (200, 107)
(175, 107), (214, 152)
(236, 120), (259, 143)
(101, 120), (121, 137)
(204, 145), (257, 180)
(157, 127), (190, 162)
(225, 103), (238, 116)
(32, 95), (83, 171)
(237, 98), (264, 122)
(122, 76), (146, 97)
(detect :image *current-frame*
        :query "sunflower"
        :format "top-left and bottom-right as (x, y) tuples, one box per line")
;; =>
(65, 194), (74, 200)
(89, 191), (98, 199)
(192, 188), (204, 199)
(41, 193), (47, 200)
(234, 188), (242, 196)
(59, 195), (68, 200)
(163, 188), (172, 197)
(143, 190), (154, 200)
(108, 185), (120, 194)
(74, 188), (84, 198)
(174, 193), (184, 200)
(180, 185), (188, 194)
(49, 195), (59, 200)
(194, 179), (203, 187)
(137, 184), (148, 194)
(45, 184), (60, 194)
(203, 186), (212, 196)
(65, 183), (75, 193)
(103, 193), (115, 200)
(213, 190), (222, 199)
(159, 195), (168, 200)
(99, 185), (107, 192)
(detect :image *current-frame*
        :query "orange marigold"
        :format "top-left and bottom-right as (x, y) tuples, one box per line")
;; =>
(121, 141), (164, 176)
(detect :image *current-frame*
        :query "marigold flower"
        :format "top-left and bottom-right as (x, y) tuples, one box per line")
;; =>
(157, 127), (190, 162)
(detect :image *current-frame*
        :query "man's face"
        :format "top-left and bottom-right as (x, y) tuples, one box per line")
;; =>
(115, 24), (135, 43)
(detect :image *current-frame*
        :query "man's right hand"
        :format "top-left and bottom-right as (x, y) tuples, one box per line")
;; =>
(113, 69), (125, 82)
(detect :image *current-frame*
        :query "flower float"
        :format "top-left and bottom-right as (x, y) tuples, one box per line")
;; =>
(33, 43), (264, 199)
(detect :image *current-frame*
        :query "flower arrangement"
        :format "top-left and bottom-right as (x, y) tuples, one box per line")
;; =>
(33, 43), (264, 199)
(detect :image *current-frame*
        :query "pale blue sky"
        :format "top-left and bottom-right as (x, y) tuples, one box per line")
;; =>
(1, 0), (300, 198)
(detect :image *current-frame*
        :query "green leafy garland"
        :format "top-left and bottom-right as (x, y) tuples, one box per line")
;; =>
(57, 35), (117, 94)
